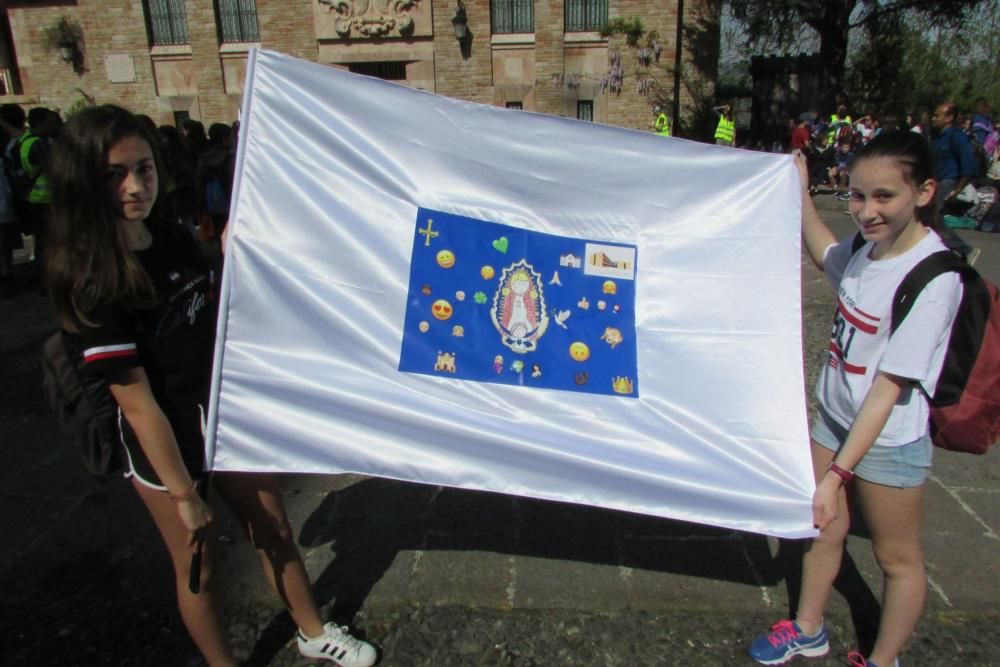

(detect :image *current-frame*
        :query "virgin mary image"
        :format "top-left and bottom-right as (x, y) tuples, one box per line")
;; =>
(491, 260), (549, 353)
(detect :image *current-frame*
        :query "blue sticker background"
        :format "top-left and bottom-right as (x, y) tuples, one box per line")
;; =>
(399, 208), (639, 398)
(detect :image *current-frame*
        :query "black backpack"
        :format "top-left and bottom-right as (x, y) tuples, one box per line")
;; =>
(849, 233), (1000, 454)
(41, 331), (121, 474)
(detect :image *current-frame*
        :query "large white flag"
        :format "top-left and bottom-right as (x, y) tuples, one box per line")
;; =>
(208, 49), (817, 538)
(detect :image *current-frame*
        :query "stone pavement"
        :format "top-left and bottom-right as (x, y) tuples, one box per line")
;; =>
(2, 196), (999, 666)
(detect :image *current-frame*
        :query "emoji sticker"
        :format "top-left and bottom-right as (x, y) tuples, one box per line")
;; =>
(418, 219), (438, 246)
(431, 299), (453, 321)
(436, 249), (456, 269)
(560, 253), (581, 268)
(612, 376), (634, 394)
(434, 351), (457, 373)
(481, 265), (495, 280)
(601, 327), (623, 349)
(569, 341), (590, 362)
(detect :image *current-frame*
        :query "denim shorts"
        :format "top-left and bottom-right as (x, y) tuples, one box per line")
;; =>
(812, 407), (932, 488)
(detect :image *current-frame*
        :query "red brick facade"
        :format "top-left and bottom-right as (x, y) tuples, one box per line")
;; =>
(0, 1), (719, 136)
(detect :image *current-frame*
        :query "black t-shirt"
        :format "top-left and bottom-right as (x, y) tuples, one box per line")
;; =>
(71, 219), (218, 481)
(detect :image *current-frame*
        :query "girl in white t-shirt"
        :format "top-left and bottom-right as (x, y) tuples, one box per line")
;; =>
(748, 131), (963, 667)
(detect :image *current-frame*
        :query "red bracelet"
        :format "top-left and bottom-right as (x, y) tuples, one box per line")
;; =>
(168, 481), (199, 503)
(826, 461), (855, 485)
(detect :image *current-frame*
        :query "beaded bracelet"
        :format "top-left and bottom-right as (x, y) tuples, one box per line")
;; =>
(168, 481), (199, 503)
(826, 461), (855, 485)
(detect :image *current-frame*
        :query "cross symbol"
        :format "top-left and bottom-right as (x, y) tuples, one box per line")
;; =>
(419, 219), (439, 246)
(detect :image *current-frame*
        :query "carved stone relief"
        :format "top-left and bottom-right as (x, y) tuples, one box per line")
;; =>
(317, 0), (423, 38)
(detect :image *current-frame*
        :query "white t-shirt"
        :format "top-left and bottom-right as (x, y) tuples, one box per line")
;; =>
(817, 230), (963, 446)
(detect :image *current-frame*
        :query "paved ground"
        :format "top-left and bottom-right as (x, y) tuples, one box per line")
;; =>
(2, 196), (999, 666)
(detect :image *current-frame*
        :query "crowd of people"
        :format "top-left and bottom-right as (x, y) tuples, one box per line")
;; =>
(0, 104), (238, 298)
(787, 98), (999, 213)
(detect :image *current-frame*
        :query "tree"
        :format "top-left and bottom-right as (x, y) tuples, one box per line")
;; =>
(727, 0), (987, 110)
(845, 1), (1000, 120)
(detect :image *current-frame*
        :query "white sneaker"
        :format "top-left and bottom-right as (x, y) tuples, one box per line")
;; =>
(297, 622), (377, 666)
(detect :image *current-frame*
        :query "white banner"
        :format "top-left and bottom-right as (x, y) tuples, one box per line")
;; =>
(207, 49), (817, 538)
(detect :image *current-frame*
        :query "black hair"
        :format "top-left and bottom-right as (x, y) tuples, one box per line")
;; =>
(207, 122), (232, 143)
(0, 103), (25, 128)
(46, 105), (168, 331)
(27, 107), (51, 130)
(849, 130), (938, 228)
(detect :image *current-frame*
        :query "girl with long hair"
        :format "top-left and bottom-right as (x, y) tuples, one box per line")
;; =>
(46, 105), (376, 667)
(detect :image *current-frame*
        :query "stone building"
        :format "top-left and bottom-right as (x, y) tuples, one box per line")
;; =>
(0, 0), (720, 136)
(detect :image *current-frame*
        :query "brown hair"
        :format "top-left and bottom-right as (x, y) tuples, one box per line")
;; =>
(46, 105), (167, 332)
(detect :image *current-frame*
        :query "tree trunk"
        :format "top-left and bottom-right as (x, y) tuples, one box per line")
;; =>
(807, 0), (855, 113)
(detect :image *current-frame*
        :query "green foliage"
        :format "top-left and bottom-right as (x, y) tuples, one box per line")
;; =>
(66, 88), (97, 119)
(845, 1), (1000, 119)
(600, 17), (644, 47)
(726, 0), (990, 103)
(41, 15), (83, 51)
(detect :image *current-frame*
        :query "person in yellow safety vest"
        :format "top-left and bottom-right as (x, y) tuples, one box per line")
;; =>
(651, 107), (671, 137)
(713, 104), (735, 146)
(14, 107), (61, 265)
(826, 104), (852, 148)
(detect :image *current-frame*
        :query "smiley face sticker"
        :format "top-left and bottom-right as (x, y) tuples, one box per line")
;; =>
(431, 299), (453, 320)
(569, 341), (590, 362)
(436, 249), (456, 269)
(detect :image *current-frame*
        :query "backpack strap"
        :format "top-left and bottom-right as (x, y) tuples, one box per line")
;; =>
(890, 250), (990, 405)
(889, 250), (973, 333)
(850, 231), (865, 255)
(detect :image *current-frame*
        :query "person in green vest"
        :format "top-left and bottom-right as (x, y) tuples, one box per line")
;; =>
(650, 106), (671, 137)
(826, 104), (852, 148)
(13, 107), (61, 267)
(713, 104), (735, 146)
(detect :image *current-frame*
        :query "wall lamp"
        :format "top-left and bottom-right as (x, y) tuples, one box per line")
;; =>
(451, 0), (468, 41)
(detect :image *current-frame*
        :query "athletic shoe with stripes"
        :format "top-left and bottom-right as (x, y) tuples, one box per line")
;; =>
(297, 622), (377, 666)
(747, 619), (829, 665)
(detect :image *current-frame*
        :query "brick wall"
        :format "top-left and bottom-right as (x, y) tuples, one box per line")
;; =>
(1, 0), (720, 136)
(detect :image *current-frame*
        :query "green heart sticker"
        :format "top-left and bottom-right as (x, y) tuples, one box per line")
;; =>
(492, 236), (509, 253)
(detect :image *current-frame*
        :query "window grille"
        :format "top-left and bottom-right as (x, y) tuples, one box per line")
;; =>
(218, 0), (260, 43)
(506, 101), (523, 110)
(491, 0), (533, 34)
(577, 101), (593, 121)
(565, 0), (607, 32)
(146, 0), (189, 45)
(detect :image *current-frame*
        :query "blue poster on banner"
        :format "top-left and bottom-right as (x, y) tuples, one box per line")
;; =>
(399, 208), (639, 397)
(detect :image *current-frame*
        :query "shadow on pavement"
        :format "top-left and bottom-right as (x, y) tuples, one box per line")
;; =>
(243, 476), (885, 666)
